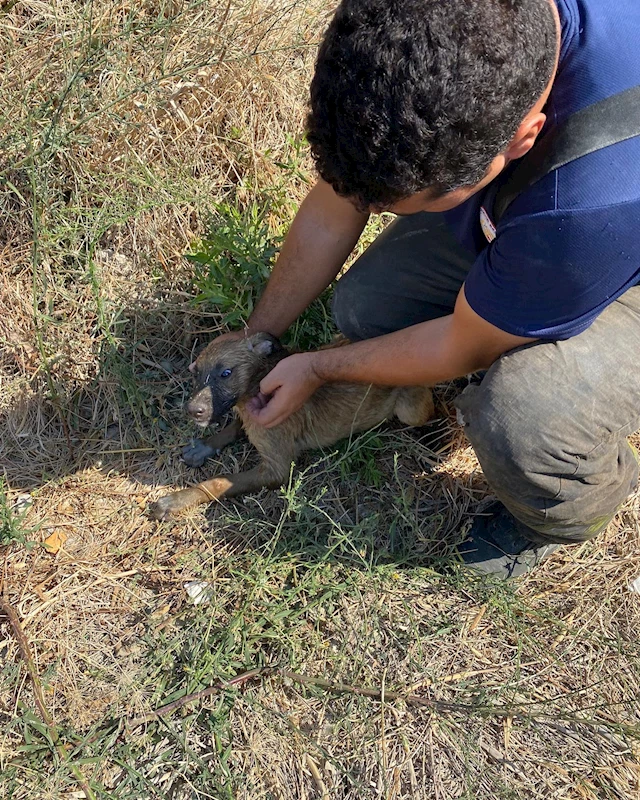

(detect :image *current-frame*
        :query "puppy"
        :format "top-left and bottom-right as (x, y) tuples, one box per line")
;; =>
(149, 332), (434, 519)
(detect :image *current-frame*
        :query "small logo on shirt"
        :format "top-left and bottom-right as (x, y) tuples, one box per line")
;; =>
(480, 206), (496, 243)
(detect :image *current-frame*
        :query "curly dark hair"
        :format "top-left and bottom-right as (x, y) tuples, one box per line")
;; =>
(307, 0), (557, 210)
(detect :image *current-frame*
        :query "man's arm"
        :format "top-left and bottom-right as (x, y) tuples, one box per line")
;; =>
(249, 288), (536, 428)
(245, 178), (369, 337)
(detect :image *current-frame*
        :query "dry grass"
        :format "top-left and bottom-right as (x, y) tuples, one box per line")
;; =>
(1, 2), (640, 799)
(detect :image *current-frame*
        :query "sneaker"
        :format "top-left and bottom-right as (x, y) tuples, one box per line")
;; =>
(457, 501), (561, 578)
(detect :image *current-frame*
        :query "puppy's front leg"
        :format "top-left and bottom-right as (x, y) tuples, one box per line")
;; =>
(182, 418), (243, 467)
(148, 462), (286, 520)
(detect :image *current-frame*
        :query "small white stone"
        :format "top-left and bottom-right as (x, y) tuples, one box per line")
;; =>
(629, 575), (640, 594)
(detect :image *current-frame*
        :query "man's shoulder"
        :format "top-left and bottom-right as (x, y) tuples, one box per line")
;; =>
(514, 0), (640, 218)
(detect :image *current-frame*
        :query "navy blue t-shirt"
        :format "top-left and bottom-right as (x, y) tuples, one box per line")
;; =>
(444, 0), (640, 340)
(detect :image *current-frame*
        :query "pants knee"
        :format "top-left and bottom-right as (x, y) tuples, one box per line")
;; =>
(454, 357), (633, 541)
(332, 269), (382, 341)
(457, 383), (544, 496)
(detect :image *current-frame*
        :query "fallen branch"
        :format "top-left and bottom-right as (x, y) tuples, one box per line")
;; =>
(124, 665), (474, 731)
(125, 666), (270, 730)
(0, 596), (96, 800)
(281, 670), (637, 751)
(123, 664), (638, 758)
(0, 597), (51, 723)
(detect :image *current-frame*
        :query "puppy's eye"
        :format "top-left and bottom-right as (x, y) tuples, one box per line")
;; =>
(220, 368), (232, 378)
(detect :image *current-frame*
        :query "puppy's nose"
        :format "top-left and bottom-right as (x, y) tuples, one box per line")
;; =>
(186, 399), (208, 421)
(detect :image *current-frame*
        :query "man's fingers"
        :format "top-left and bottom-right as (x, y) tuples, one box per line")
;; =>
(251, 354), (320, 428)
(256, 391), (272, 409)
(245, 397), (261, 416)
(246, 392), (271, 415)
(252, 404), (283, 428)
(250, 388), (293, 428)
(259, 372), (281, 396)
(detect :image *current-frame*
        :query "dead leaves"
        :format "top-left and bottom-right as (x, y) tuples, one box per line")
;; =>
(43, 529), (67, 555)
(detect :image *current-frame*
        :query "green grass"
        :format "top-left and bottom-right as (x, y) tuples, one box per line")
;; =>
(4, 416), (640, 797)
(189, 190), (338, 352)
(4, 477), (639, 798)
(0, 481), (37, 549)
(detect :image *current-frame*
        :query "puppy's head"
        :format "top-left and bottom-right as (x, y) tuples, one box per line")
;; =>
(185, 332), (284, 427)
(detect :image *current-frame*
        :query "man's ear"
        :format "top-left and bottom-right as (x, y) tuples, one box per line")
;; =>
(505, 112), (547, 161)
(247, 332), (282, 356)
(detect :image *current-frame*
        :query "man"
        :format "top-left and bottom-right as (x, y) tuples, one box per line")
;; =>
(225, 0), (640, 576)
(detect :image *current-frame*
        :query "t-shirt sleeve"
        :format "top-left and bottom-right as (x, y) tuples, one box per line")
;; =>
(463, 202), (640, 340)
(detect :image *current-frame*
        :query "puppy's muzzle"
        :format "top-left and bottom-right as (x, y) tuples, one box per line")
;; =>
(186, 389), (213, 427)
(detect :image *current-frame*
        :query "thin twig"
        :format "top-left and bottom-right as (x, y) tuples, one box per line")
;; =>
(0, 596), (96, 800)
(281, 670), (464, 713)
(125, 666), (269, 730)
(281, 670), (639, 748)
(0, 597), (50, 724)
(124, 666), (452, 733)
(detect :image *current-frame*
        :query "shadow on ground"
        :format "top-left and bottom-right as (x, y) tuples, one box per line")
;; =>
(1, 286), (483, 571)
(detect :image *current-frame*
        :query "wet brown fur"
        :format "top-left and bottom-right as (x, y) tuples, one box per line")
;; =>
(149, 332), (434, 519)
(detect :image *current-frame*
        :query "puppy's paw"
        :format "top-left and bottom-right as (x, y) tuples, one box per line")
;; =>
(149, 487), (204, 519)
(148, 495), (174, 520)
(182, 439), (219, 468)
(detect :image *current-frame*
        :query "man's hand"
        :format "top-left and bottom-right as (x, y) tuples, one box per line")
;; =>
(246, 353), (324, 428)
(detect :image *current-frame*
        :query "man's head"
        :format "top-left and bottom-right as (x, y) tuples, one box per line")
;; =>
(307, 0), (559, 213)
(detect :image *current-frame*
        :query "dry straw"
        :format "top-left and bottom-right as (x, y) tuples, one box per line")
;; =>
(1, 1), (640, 798)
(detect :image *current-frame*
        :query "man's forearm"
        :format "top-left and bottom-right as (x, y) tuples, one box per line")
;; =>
(247, 179), (369, 337)
(252, 290), (534, 429)
(310, 316), (476, 387)
(309, 291), (533, 388)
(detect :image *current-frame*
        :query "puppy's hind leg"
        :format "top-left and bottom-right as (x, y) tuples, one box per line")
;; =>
(394, 386), (435, 427)
(182, 418), (243, 467)
(149, 457), (291, 520)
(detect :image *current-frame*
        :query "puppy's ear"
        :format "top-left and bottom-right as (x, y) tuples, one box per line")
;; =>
(247, 332), (282, 356)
